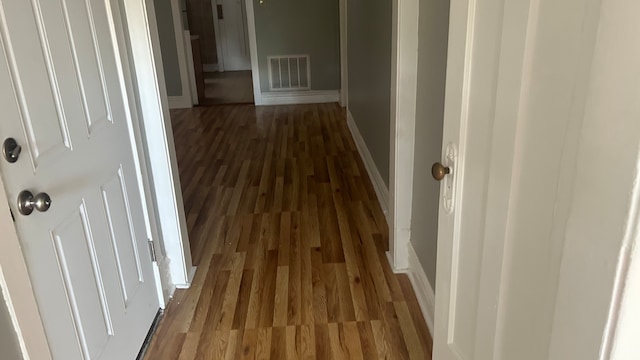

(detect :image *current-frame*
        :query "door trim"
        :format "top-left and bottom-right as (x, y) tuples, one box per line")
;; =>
(127, 0), (194, 292)
(339, 0), (348, 107)
(210, 0), (225, 72)
(388, 0), (420, 271)
(245, 0), (263, 105)
(167, 0), (194, 109)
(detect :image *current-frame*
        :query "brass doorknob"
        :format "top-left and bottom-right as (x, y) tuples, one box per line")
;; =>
(431, 162), (451, 181)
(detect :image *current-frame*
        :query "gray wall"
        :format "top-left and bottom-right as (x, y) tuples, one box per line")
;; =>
(154, 0), (183, 97)
(254, 0), (341, 93)
(0, 288), (23, 360)
(410, 0), (450, 286)
(347, 0), (392, 185)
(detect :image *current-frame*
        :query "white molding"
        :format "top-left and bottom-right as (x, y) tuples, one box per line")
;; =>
(211, 0), (225, 72)
(152, 261), (173, 309)
(339, 0), (348, 107)
(259, 90), (340, 106)
(170, 0), (193, 108)
(168, 95), (193, 109)
(406, 241), (436, 336)
(125, 0), (193, 288)
(388, 0), (419, 272)
(176, 266), (198, 289)
(203, 63), (219, 72)
(346, 110), (390, 219)
(245, 0), (263, 105)
(184, 31), (199, 105)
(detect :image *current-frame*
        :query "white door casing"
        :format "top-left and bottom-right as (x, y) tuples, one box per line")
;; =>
(212, 0), (251, 71)
(0, 0), (159, 358)
(434, 0), (640, 359)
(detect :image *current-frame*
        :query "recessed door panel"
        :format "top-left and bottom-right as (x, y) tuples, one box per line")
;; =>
(52, 203), (113, 359)
(0, 0), (72, 168)
(60, 0), (113, 134)
(101, 167), (144, 306)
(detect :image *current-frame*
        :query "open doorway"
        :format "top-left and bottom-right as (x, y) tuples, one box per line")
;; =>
(184, 0), (254, 105)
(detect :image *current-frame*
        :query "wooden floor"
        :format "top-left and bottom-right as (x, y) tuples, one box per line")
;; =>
(143, 103), (432, 359)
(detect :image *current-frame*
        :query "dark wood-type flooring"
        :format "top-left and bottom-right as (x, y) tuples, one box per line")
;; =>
(144, 103), (432, 359)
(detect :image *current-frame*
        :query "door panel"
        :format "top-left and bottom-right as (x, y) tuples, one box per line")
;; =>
(62, 0), (115, 133)
(1, 0), (73, 168)
(434, 0), (610, 359)
(0, 0), (159, 359)
(100, 167), (145, 306)
(52, 204), (113, 359)
(217, 0), (251, 71)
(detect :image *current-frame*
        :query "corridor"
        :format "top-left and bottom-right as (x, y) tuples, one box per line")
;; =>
(143, 103), (432, 359)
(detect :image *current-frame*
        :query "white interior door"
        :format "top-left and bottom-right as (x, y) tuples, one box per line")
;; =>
(0, 0), (159, 359)
(432, 0), (629, 359)
(214, 0), (251, 71)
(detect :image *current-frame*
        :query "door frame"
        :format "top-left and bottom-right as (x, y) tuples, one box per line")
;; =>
(210, 0), (226, 72)
(388, 0), (419, 272)
(122, 0), (194, 293)
(0, 0), (194, 357)
(167, 0), (195, 109)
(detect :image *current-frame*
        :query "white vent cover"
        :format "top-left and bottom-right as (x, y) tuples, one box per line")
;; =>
(268, 55), (311, 91)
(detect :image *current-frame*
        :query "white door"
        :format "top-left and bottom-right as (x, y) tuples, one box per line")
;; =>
(0, 0), (159, 359)
(432, 0), (633, 359)
(213, 0), (251, 71)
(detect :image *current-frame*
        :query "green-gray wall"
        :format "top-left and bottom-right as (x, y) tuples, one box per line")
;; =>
(0, 288), (23, 360)
(254, 0), (341, 93)
(410, 0), (450, 287)
(154, 0), (183, 97)
(347, 0), (392, 185)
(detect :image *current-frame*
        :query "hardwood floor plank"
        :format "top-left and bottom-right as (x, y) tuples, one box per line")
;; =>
(270, 327), (286, 360)
(394, 301), (427, 360)
(144, 104), (432, 360)
(273, 266), (290, 327)
(342, 322), (365, 360)
(217, 253), (246, 331)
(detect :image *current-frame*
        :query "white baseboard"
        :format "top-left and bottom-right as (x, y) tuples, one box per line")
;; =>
(406, 241), (435, 336)
(168, 95), (192, 109)
(346, 109), (390, 218)
(203, 63), (219, 72)
(259, 90), (340, 106)
(175, 266), (197, 289)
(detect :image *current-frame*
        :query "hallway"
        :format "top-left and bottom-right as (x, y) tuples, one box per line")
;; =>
(143, 103), (432, 359)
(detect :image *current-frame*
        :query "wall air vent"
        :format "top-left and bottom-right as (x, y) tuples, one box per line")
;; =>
(268, 55), (311, 91)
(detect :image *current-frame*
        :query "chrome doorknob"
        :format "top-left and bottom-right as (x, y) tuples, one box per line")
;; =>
(17, 190), (52, 216)
(431, 162), (451, 181)
(3, 138), (22, 163)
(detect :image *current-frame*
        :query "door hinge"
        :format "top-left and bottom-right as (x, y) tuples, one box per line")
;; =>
(147, 240), (157, 262)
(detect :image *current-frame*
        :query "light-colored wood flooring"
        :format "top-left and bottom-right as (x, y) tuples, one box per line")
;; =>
(204, 71), (254, 105)
(143, 103), (432, 359)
